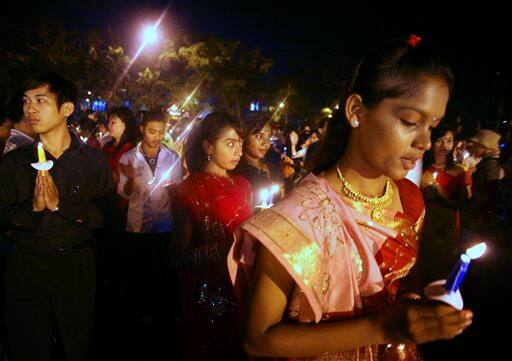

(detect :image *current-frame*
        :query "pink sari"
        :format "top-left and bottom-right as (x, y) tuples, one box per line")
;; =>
(228, 174), (425, 361)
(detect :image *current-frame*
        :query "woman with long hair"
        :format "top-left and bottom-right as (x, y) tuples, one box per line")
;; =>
(233, 112), (284, 211)
(228, 36), (472, 360)
(103, 107), (139, 185)
(172, 111), (253, 360)
(418, 126), (473, 286)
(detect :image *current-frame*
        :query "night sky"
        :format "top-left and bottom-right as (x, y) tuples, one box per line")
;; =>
(3, 1), (511, 125)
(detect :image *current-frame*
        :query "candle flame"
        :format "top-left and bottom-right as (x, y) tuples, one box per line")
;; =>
(260, 189), (270, 201)
(466, 242), (487, 260)
(433, 171), (438, 179)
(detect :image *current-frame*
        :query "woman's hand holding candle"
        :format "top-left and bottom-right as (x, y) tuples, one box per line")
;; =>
(378, 301), (473, 344)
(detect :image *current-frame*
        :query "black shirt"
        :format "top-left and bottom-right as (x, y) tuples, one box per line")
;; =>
(0, 133), (115, 253)
(232, 159), (284, 210)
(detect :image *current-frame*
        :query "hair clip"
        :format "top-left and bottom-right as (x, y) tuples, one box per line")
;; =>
(406, 34), (422, 47)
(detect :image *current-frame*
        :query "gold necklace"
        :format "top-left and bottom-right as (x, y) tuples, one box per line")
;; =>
(336, 162), (393, 224)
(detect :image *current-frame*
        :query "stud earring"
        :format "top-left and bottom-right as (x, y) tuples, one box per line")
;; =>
(207, 154), (211, 161)
(351, 118), (360, 128)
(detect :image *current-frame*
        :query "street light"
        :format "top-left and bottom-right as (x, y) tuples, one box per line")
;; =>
(142, 24), (160, 46)
(139, 23), (162, 109)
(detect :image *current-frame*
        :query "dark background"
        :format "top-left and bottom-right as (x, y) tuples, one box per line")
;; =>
(2, 0), (511, 130)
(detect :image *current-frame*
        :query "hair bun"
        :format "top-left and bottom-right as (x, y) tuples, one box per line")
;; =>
(406, 34), (422, 47)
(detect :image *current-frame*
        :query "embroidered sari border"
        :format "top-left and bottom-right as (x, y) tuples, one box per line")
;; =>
(242, 209), (325, 323)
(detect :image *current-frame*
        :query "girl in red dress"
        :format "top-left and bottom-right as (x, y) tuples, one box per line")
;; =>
(419, 126), (473, 285)
(172, 111), (253, 360)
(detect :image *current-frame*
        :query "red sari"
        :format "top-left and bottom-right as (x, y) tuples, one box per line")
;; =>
(101, 141), (133, 212)
(173, 172), (253, 361)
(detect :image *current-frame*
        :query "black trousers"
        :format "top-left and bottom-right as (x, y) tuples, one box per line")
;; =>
(4, 246), (95, 361)
(119, 232), (175, 321)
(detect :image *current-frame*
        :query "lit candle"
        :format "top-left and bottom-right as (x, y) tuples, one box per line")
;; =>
(37, 142), (46, 163)
(445, 242), (487, 293)
(271, 184), (280, 204)
(259, 188), (271, 209)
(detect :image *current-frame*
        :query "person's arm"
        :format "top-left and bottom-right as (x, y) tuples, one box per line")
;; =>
(117, 156), (137, 199)
(171, 196), (232, 267)
(242, 246), (473, 358)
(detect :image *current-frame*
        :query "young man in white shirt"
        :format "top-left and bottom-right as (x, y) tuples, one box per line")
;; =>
(117, 111), (183, 335)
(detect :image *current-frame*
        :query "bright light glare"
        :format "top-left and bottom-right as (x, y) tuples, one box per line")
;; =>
(466, 242), (487, 260)
(260, 189), (270, 202)
(142, 24), (159, 45)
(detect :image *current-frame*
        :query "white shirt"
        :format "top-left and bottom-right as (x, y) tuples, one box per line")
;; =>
(3, 129), (34, 155)
(118, 143), (183, 234)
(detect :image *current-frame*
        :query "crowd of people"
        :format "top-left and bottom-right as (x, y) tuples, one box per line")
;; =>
(0, 35), (511, 361)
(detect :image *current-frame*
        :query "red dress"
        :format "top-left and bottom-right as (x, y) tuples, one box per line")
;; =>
(419, 166), (469, 286)
(102, 141), (133, 177)
(102, 141), (133, 215)
(173, 172), (253, 361)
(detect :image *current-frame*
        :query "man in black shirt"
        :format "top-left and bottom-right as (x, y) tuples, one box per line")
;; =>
(0, 73), (115, 361)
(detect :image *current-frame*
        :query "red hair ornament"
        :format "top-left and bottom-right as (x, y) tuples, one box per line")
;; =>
(406, 34), (422, 47)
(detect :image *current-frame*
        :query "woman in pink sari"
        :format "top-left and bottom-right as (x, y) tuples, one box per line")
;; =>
(228, 36), (473, 360)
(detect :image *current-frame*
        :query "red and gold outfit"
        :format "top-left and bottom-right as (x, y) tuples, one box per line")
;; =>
(173, 172), (253, 360)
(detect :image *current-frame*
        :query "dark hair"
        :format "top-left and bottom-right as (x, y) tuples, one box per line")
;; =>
(141, 111), (168, 127)
(242, 112), (271, 139)
(184, 111), (246, 173)
(423, 125), (456, 170)
(107, 106), (139, 146)
(307, 36), (453, 173)
(5, 89), (24, 124)
(22, 73), (77, 113)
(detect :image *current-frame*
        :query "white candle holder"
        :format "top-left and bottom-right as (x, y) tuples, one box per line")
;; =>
(424, 279), (463, 310)
(31, 160), (54, 172)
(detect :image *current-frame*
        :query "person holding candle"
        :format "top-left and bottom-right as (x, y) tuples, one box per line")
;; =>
(418, 126), (474, 285)
(172, 111), (252, 360)
(0, 73), (115, 361)
(228, 36), (473, 361)
(233, 112), (284, 212)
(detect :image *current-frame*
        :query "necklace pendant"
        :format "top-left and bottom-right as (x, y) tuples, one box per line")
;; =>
(371, 207), (385, 224)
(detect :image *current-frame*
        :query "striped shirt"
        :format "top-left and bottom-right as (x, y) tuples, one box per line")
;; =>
(3, 129), (34, 155)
